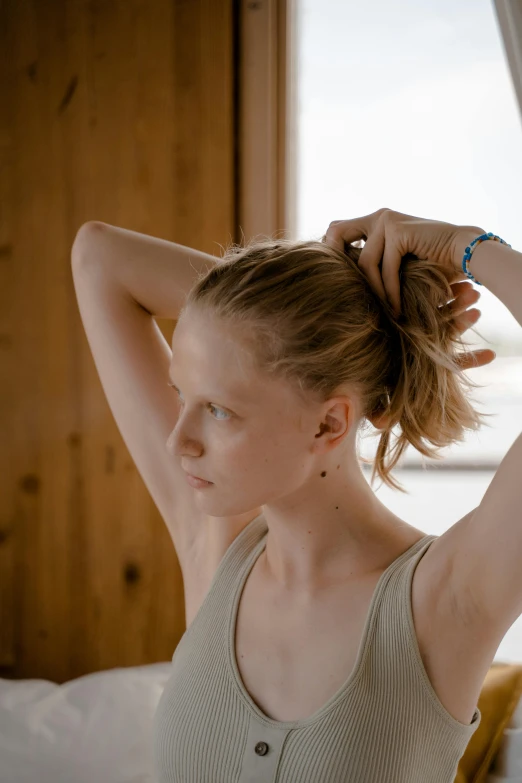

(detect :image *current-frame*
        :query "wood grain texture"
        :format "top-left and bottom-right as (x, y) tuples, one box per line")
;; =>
(0, 0), (236, 683)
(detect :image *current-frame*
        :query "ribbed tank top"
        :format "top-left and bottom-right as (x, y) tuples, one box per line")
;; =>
(153, 512), (481, 782)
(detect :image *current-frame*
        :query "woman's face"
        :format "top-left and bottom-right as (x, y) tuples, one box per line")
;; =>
(166, 308), (357, 518)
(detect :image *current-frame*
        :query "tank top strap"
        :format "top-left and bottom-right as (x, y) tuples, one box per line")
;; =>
(367, 534), (439, 663)
(172, 512), (268, 661)
(366, 534), (481, 736)
(217, 511), (268, 579)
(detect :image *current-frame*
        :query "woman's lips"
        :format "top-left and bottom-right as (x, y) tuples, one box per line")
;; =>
(185, 471), (210, 482)
(185, 473), (213, 488)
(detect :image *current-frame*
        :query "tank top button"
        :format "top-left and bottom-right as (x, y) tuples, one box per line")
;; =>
(254, 741), (269, 756)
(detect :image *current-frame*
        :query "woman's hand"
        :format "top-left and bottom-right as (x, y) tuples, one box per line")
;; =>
(445, 281), (496, 370)
(322, 207), (483, 316)
(323, 207), (495, 371)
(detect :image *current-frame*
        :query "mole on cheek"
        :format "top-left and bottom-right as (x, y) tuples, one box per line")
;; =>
(320, 471), (327, 477)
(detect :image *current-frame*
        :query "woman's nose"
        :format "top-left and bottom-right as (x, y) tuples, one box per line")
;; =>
(167, 427), (201, 458)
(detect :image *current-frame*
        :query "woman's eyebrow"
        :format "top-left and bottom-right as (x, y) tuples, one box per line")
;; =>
(167, 369), (253, 406)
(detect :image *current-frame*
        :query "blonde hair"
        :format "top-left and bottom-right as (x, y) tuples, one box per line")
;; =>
(183, 234), (491, 493)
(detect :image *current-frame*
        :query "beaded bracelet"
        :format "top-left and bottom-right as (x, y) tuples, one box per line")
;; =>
(462, 232), (511, 286)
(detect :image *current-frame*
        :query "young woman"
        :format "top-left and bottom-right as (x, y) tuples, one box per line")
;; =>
(72, 208), (519, 782)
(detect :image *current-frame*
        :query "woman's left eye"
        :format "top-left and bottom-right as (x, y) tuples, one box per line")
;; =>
(168, 383), (230, 420)
(209, 404), (230, 420)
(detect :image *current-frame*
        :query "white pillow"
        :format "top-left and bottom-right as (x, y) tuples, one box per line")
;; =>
(0, 663), (172, 783)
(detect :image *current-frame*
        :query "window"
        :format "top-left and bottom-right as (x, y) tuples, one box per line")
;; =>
(296, 0), (522, 661)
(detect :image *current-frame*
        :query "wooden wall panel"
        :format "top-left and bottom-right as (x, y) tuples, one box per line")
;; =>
(0, 0), (235, 683)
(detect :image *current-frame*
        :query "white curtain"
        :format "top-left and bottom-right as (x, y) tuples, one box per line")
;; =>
(495, 0), (522, 126)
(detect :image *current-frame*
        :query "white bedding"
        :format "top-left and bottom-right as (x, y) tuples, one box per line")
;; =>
(0, 663), (172, 783)
(1, 662), (522, 783)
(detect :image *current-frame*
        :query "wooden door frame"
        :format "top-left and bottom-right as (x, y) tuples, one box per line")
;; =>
(237, 0), (298, 243)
